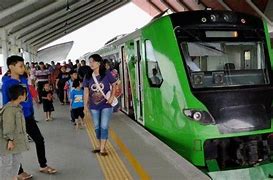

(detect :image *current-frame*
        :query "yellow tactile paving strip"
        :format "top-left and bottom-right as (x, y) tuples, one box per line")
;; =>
(85, 114), (133, 180)
(109, 129), (151, 180)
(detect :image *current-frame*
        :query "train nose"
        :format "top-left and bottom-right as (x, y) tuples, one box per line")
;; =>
(217, 104), (270, 134)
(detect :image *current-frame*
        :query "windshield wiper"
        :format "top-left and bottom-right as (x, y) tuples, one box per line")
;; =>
(197, 43), (225, 54)
(174, 26), (225, 54)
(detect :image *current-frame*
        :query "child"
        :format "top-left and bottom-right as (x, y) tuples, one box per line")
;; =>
(2, 55), (57, 178)
(41, 83), (54, 121)
(0, 84), (29, 180)
(65, 70), (78, 124)
(65, 70), (78, 99)
(70, 79), (85, 129)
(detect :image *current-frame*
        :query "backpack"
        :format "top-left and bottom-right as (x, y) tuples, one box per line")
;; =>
(110, 69), (122, 98)
(114, 79), (122, 98)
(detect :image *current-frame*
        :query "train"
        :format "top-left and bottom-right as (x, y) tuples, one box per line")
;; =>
(83, 10), (273, 179)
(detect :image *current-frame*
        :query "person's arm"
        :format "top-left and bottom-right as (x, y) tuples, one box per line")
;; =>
(78, 67), (83, 79)
(106, 70), (118, 104)
(64, 88), (67, 103)
(84, 87), (89, 114)
(107, 82), (117, 104)
(3, 108), (16, 149)
(2, 83), (10, 105)
(70, 91), (73, 110)
(55, 78), (59, 89)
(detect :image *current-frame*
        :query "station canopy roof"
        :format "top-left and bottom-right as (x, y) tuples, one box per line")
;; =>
(0, 0), (272, 53)
(0, 0), (130, 50)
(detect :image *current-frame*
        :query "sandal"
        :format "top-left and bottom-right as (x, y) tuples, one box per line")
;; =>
(39, 166), (57, 174)
(18, 172), (33, 180)
(92, 149), (100, 153)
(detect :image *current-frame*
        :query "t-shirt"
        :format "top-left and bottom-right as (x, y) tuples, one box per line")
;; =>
(57, 72), (69, 85)
(41, 90), (53, 103)
(35, 69), (50, 82)
(70, 89), (84, 109)
(2, 75), (34, 118)
(83, 70), (116, 110)
(65, 79), (74, 92)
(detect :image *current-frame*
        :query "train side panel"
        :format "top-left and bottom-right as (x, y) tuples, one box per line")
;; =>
(139, 16), (208, 165)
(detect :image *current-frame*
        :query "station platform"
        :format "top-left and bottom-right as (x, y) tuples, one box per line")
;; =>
(8, 101), (209, 180)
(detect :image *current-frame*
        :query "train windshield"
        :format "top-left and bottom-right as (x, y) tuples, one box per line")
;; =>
(181, 41), (270, 88)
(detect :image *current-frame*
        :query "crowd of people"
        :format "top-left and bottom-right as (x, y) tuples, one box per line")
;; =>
(0, 55), (121, 179)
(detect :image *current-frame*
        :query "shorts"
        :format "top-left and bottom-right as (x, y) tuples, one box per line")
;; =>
(72, 107), (84, 119)
(0, 153), (22, 180)
(42, 101), (54, 112)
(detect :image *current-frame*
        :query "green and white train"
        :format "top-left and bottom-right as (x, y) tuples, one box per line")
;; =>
(84, 10), (273, 179)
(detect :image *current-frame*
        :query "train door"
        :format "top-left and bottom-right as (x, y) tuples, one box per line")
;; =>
(241, 45), (257, 69)
(120, 45), (131, 115)
(135, 39), (144, 124)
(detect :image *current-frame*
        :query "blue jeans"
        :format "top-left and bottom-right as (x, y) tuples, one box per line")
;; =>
(90, 108), (113, 140)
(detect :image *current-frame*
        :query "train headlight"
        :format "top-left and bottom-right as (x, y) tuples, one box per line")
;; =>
(183, 109), (215, 125)
(223, 14), (230, 22)
(193, 112), (202, 121)
(241, 18), (246, 24)
(201, 17), (207, 23)
(223, 13), (234, 23)
(210, 14), (217, 22)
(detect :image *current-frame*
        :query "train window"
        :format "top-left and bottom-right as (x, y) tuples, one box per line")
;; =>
(244, 50), (251, 69)
(181, 41), (270, 88)
(145, 40), (163, 87)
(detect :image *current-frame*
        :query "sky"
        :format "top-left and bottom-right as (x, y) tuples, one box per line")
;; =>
(40, 2), (152, 61)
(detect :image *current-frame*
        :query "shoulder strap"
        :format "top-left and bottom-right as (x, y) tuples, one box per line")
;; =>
(92, 73), (107, 100)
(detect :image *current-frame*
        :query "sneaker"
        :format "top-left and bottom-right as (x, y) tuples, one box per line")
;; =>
(39, 166), (57, 174)
(18, 172), (33, 180)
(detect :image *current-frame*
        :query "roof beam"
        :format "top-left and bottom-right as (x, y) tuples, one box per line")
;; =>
(176, 0), (191, 11)
(160, 0), (178, 12)
(0, 0), (39, 21)
(26, 0), (109, 44)
(20, 0), (104, 42)
(33, 1), (129, 48)
(177, 0), (205, 10)
(32, 1), (120, 47)
(10, 0), (90, 38)
(147, 0), (164, 13)
(216, 0), (232, 10)
(246, 0), (273, 26)
(5, 1), (64, 33)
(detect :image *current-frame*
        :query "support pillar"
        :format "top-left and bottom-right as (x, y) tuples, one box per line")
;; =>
(1, 28), (9, 74)
(9, 36), (18, 55)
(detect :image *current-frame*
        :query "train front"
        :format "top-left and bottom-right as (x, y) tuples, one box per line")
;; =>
(172, 11), (273, 177)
